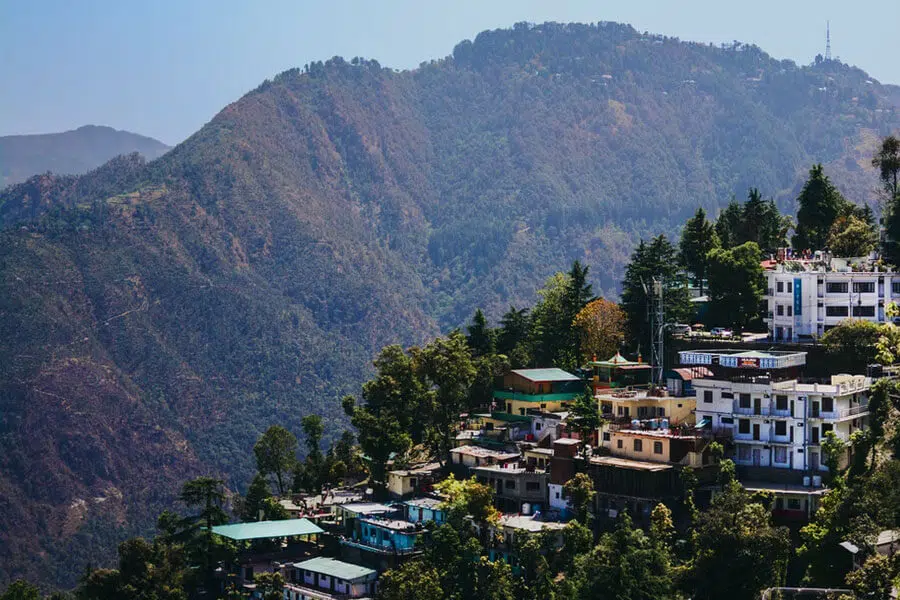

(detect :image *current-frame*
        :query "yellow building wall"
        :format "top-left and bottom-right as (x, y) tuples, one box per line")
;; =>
(610, 432), (671, 463)
(504, 398), (567, 415)
(600, 397), (695, 425)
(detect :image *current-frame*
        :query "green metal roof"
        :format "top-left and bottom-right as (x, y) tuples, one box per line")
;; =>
(293, 557), (376, 581)
(511, 368), (581, 382)
(210, 518), (323, 541)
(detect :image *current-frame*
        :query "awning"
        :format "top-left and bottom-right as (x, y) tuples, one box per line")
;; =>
(695, 417), (711, 429)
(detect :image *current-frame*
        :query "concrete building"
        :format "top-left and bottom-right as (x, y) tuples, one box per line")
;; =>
(764, 256), (900, 341)
(449, 445), (519, 469)
(683, 349), (870, 474)
(386, 462), (441, 498)
(284, 557), (378, 600)
(473, 464), (549, 512)
(492, 368), (583, 415)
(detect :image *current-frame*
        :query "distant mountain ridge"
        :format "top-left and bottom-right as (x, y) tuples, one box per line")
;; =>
(1, 21), (899, 588)
(0, 125), (170, 187)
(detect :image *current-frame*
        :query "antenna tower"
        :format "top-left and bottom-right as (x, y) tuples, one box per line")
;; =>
(650, 278), (665, 386)
(825, 21), (832, 61)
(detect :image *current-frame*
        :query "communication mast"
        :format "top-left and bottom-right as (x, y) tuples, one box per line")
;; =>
(825, 21), (832, 61)
(650, 278), (665, 386)
(642, 277), (666, 386)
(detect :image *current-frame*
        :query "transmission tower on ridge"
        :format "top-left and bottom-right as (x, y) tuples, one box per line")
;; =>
(825, 21), (832, 61)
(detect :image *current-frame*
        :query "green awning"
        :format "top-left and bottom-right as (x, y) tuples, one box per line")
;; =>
(211, 518), (323, 541)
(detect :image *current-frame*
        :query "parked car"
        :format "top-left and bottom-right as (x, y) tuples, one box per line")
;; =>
(668, 323), (692, 336)
(710, 327), (733, 337)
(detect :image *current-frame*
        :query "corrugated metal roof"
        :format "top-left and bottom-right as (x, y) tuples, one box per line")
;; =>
(211, 518), (323, 540)
(293, 557), (376, 581)
(511, 368), (581, 382)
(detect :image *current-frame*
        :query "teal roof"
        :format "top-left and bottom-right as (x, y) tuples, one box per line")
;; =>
(211, 518), (323, 540)
(511, 368), (581, 382)
(293, 557), (376, 581)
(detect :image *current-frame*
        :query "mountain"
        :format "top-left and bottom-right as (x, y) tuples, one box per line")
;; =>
(2, 21), (899, 588)
(0, 125), (170, 187)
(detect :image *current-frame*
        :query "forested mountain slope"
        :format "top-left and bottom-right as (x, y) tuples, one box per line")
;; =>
(0, 125), (170, 187)
(1, 21), (898, 587)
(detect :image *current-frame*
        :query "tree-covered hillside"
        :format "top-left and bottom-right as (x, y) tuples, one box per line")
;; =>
(0, 21), (897, 587)
(0, 125), (170, 188)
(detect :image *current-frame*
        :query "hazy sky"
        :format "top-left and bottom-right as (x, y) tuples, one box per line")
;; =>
(2, 0), (898, 145)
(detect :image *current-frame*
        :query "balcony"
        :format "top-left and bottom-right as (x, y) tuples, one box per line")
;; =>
(339, 537), (423, 556)
(284, 583), (352, 600)
(809, 402), (870, 420)
(732, 400), (793, 418)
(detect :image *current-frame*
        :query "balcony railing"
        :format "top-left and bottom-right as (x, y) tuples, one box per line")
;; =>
(732, 400), (793, 417)
(810, 403), (870, 420)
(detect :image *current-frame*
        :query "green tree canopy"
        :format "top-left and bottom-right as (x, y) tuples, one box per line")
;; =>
(679, 207), (720, 293)
(253, 425), (298, 495)
(621, 235), (692, 352)
(706, 241), (764, 329)
(793, 164), (848, 251)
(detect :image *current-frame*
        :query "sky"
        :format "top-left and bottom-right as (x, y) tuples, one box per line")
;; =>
(1, 0), (898, 146)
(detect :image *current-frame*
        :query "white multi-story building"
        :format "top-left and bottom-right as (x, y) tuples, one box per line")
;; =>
(765, 257), (900, 342)
(681, 349), (870, 473)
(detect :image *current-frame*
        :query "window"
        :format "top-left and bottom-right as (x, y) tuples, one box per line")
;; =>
(787, 282), (793, 293)
(853, 281), (875, 293)
(775, 446), (787, 463)
(721, 416), (734, 425)
(893, 281), (900, 295)
(822, 397), (834, 412)
(853, 305), (875, 317)
(633, 439), (643, 452)
(777, 281), (784, 292)
(602, 432), (610, 442)
(822, 423), (834, 434)
(410, 478), (417, 488)
(776, 305), (784, 316)
(739, 394), (751, 408)
(703, 390), (713, 403)
(721, 392), (734, 399)
(775, 395), (788, 411)
(738, 419), (750, 434)
(555, 490), (560, 499)
(738, 445), (751, 461)
(526, 481), (540, 492)
(826, 305), (849, 317)
(826, 282), (849, 294)
(786, 305), (793, 317)
(653, 441), (663, 454)
(787, 498), (802, 510)
(775, 421), (787, 436)
(617, 439), (623, 449)
(505, 479), (515, 489)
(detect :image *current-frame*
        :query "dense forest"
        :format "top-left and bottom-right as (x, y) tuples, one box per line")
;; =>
(1, 21), (899, 587)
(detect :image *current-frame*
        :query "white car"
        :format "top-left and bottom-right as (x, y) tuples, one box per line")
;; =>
(710, 327), (733, 337)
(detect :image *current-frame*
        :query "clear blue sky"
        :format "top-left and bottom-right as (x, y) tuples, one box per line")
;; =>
(1, 0), (897, 145)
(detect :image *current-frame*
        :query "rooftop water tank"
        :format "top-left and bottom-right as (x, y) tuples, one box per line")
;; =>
(521, 503), (532, 516)
(661, 418), (670, 430)
(803, 476), (811, 487)
(812, 475), (823, 488)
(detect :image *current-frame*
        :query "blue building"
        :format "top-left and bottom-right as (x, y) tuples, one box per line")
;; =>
(402, 497), (446, 525)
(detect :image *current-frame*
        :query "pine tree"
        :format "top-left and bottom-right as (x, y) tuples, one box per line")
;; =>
(466, 308), (496, 357)
(793, 164), (847, 251)
(679, 207), (719, 294)
(621, 235), (692, 352)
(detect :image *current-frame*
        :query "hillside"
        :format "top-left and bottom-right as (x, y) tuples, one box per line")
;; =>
(2, 21), (899, 587)
(0, 125), (170, 187)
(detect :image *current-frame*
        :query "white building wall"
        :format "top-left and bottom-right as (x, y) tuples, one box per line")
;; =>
(693, 377), (869, 473)
(765, 270), (899, 341)
(548, 483), (569, 511)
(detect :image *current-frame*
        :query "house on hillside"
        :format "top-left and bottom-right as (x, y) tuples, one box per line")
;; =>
(284, 557), (378, 600)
